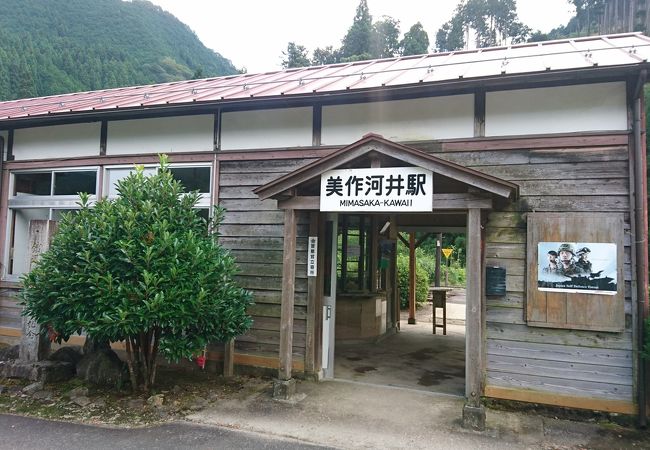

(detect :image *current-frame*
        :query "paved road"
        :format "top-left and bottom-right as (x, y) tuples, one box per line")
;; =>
(0, 414), (330, 450)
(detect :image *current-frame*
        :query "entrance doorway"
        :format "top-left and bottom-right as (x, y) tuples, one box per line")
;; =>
(321, 213), (467, 395)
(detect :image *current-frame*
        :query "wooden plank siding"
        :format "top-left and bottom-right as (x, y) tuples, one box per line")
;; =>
(416, 134), (635, 410)
(218, 158), (316, 373)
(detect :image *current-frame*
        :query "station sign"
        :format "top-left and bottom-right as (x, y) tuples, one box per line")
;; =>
(320, 167), (433, 212)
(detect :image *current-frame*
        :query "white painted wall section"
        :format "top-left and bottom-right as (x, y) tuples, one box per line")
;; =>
(220, 107), (313, 150)
(485, 82), (628, 136)
(13, 123), (100, 160)
(107, 115), (214, 155)
(321, 95), (474, 145)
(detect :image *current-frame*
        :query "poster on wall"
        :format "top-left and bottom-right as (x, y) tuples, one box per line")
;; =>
(537, 242), (617, 294)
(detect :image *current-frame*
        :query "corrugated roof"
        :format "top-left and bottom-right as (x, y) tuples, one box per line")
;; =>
(1, 32), (649, 122)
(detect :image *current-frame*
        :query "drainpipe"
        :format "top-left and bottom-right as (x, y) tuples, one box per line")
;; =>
(633, 71), (648, 428)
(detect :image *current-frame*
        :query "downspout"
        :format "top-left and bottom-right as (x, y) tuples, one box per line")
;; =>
(633, 71), (648, 427)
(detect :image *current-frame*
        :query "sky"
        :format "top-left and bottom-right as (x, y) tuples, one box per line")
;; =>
(147, 0), (576, 74)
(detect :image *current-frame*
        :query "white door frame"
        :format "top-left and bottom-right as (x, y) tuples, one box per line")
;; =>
(321, 213), (337, 378)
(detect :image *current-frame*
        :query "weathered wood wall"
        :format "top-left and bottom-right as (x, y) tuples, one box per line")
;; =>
(418, 133), (635, 412)
(218, 158), (317, 372)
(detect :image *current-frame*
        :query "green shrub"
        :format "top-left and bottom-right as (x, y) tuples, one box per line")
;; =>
(397, 254), (430, 309)
(442, 261), (466, 287)
(21, 156), (252, 392)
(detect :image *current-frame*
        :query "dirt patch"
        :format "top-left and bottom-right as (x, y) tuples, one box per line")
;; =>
(353, 366), (377, 374)
(0, 367), (267, 427)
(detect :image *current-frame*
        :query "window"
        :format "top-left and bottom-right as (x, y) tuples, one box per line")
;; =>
(338, 215), (373, 293)
(7, 169), (98, 278)
(104, 164), (213, 231)
(104, 165), (211, 208)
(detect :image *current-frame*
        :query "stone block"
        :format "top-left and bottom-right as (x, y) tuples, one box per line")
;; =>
(462, 404), (486, 431)
(0, 360), (74, 382)
(273, 378), (297, 400)
(19, 316), (50, 362)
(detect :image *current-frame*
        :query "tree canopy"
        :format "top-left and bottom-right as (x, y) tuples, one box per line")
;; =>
(0, 0), (240, 101)
(401, 22), (431, 56)
(280, 0), (430, 67)
(436, 0), (530, 51)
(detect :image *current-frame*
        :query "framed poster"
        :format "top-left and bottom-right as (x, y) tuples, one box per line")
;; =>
(526, 213), (624, 332)
(537, 242), (617, 294)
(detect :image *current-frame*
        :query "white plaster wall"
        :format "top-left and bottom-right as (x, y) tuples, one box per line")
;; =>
(10, 208), (49, 277)
(485, 82), (628, 136)
(13, 123), (101, 160)
(107, 115), (214, 155)
(220, 107), (313, 150)
(321, 95), (474, 145)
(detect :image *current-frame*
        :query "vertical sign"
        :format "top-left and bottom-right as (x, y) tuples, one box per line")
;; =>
(320, 167), (433, 212)
(308, 236), (318, 277)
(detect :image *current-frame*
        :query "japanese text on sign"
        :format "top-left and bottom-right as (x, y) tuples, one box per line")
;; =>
(307, 236), (318, 277)
(320, 167), (433, 212)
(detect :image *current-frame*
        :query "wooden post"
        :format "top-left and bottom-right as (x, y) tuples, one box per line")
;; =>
(408, 232), (416, 325)
(462, 208), (485, 430)
(19, 220), (57, 362)
(279, 208), (297, 381)
(388, 215), (398, 330)
(370, 216), (378, 292)
(273, 209), (298, 399)
(223, 339), (234, 378)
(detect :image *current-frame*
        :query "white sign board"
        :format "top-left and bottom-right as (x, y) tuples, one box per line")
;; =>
(320, 167), (433, 212)
(307, 236), (318, 277)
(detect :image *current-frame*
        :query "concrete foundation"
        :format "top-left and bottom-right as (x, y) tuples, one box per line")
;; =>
(461, 404), (486, 431)
(273, 378), (297, 400)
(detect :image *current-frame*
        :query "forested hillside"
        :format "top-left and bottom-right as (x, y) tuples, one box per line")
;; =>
(0, 0), (239, 101)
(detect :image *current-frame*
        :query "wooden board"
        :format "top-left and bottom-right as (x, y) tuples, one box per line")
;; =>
(526, 213), (625, 332)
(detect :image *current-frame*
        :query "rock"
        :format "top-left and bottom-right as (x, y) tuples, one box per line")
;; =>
(8, 386), (22, 397)
(72, 395), (91, 407)
(127, 398), (144, 409)
(49, 346), (83, 367)
(32, 390), (53, 400)
(22, 381), (44, 395)
(90, 398), (106, 408)
(82, 337), (110, 355)
(171, 384), (182, 393)
(76, 349), (127, 387)
(67, 386), (89, 398)
(0, 345), (19, 361)
(147, 394), (164, 408)
(0, 360), (74, 382)
(0, 385), (5, 394)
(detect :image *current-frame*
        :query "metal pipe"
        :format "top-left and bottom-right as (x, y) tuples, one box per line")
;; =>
(633, 89), (648, 427)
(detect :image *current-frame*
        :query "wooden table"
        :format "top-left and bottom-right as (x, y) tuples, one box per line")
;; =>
(429, 287), (453, 335)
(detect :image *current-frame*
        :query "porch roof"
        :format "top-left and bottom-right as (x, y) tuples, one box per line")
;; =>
(253, 134), (518, 201)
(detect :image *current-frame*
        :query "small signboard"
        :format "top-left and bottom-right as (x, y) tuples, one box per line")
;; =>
(320, 167), (433, 212)
(307, 236), (318, 277)
(442, 248), (453, 259)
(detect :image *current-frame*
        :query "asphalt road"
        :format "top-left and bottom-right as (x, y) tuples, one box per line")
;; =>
(0, 414), (330, 450)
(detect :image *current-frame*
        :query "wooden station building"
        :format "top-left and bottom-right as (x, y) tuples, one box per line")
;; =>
(0, 33), (648, 426)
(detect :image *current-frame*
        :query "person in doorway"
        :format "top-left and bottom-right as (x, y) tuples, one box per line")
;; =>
(575, 247), (592, 273)
(556, 243), (583, 277)
(543, 250), (559, 273)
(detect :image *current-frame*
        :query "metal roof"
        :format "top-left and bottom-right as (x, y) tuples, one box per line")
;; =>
(1, 32), (649, 122)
